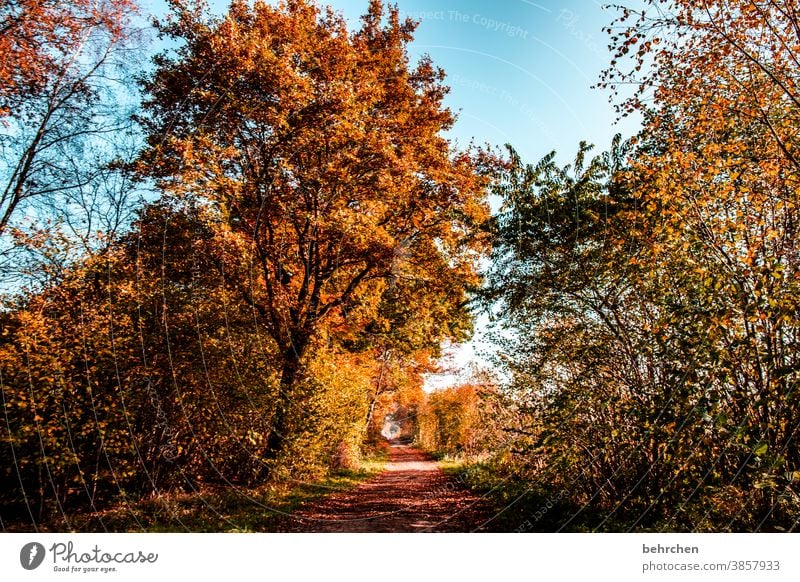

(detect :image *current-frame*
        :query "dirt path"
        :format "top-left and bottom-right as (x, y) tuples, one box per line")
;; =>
(276, 444), (495, 532)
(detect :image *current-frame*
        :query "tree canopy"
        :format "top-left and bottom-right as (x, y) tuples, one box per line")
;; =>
(136, 0), (491, 460)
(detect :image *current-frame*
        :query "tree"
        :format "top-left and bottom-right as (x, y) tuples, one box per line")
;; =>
(418, 383), (481, 455)
(0, 0), (142, 279)
(0, 0), (133, 117)
(0, 198), (285, 524)
(483, 138), (670, 512)
(600, 0), (800, 528)
(136, 0), (491, 462)
(477, 1), (800, 530)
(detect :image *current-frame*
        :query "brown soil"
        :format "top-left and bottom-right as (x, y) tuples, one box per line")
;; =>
(276, 444), (495, 532)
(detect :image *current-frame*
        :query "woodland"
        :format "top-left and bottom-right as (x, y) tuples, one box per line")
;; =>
(2, 0), (800, 532)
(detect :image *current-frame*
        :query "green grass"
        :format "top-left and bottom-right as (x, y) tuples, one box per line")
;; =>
(437, 457), (593, 532)
(40, 451), (388, 533)
(436, 450), (772, 532)
(437, 456), (679, 532)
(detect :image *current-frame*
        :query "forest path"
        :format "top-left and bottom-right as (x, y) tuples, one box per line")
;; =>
(276, 444), (495, 532)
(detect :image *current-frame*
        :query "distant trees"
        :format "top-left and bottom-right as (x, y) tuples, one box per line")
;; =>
(417, 383), (481, 455)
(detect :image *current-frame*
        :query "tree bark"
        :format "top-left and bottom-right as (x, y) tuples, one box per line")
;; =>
(364, 349), (390, 435)
(265, 338), (308, 462)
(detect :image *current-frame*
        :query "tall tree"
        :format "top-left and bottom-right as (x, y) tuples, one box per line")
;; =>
(137, 0), (491, 460)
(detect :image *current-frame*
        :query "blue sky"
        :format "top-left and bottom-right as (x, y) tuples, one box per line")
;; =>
(305, 0), (642, 163)
(140, 0), (643, 387)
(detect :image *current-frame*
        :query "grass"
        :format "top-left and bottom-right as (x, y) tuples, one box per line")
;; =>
(436, 456), (593, 532)
(26, 449), (388, 533)
(436, 455), (678, 532)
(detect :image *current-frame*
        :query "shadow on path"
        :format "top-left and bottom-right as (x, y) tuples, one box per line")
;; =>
(276, 444), (494, 532)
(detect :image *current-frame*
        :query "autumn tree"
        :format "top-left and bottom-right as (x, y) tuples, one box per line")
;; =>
(478, 1), (800, 531)
(417, 383), (481, 455)
(483, 138), (673, 512)
(137, 0), (491, 462)
(0, 198), (286, 525)
(0, 0), (142, 279)
(0, 0), (132, 114)
(598, 0), (800, 528)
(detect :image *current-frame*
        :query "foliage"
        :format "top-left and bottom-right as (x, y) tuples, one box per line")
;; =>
(0, 0), (143, 277)
(135, 0), (491, 462)
(484, 0), (800, 531)
(417, 379), (507, 458)
(7, 0), (800, 534)
(0, 0), (492, 530)
(0, 200), (278, 523)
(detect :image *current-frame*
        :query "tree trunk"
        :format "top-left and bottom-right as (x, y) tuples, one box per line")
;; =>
(363, 349), (390, 435)
(264, 340), (307, 462)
